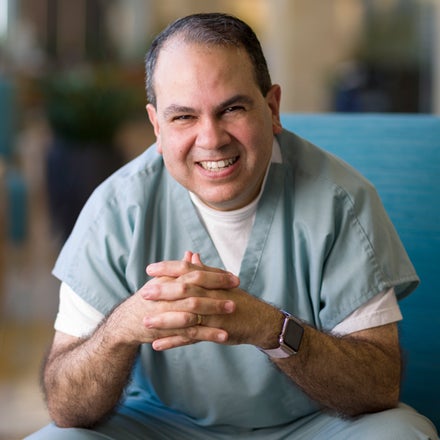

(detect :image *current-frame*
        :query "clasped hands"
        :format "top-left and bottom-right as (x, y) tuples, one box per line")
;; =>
(115, 251), (281, 351)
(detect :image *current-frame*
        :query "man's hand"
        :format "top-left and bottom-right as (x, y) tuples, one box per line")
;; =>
(147, 252), (402, 418)
(144, 251), (284, 350)
(107, 253), (240, 349)
(42, 252), (241, 428)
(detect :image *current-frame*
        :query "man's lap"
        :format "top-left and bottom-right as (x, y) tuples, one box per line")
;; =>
(25, 403), (438, 440)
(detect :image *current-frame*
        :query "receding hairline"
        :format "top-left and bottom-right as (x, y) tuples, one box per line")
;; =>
(163, 30), (238, 48)
(145, 13), (272, 106)
(156, 34), (249, 65)
(149, 35), (262, 104)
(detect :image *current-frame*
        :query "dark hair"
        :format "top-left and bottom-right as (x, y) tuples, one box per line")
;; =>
(145, 12), (272, 106)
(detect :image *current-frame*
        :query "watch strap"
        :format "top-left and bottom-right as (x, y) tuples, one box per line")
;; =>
(260, 311), (302, 358)
(260, 345), (292, 358)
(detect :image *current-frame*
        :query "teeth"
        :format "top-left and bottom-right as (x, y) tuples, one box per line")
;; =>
(200, 157), (237, 171)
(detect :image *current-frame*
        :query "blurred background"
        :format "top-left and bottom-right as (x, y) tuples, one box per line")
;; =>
(0, 0), (439, 438)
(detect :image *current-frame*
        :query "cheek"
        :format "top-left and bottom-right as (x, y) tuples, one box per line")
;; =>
(161, 144), (192, 175)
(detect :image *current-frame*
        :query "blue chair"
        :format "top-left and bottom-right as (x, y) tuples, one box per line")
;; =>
(281, 113), (440, 429)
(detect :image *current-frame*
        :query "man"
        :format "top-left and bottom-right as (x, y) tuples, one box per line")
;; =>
(29, 13), (437, 439)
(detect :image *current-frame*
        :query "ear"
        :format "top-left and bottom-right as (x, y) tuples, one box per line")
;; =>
(146, 103), (162, 153)
(266, 85), (283, 135)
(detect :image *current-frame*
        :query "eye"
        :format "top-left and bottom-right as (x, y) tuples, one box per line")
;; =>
(172, 114), (195, 122)
(224, 105), (245, 114)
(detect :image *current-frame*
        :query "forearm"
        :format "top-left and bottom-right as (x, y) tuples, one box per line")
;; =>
(145, 256), (401, 417)
(272, 323), (401, 417)
(43, 267), (236, 427)
(43, 313), (139, 428)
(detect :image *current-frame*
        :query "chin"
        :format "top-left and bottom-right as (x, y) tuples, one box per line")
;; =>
(207, 196), (252, 211)
(195, 183), (256, 211)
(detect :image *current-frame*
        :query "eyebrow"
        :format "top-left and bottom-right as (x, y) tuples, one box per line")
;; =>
(217, 94), (254, 111)
(162, 94), (255, 119)
(163, 105), (195, 119)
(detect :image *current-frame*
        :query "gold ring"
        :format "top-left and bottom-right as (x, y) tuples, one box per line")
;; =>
(196, 314), (203, 325)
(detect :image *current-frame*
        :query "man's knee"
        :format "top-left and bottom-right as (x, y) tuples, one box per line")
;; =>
(25, 423), (111, 440)
(351, 404), (438, 440)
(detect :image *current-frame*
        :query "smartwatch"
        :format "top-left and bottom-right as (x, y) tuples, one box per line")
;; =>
(261, 311), (304, 358)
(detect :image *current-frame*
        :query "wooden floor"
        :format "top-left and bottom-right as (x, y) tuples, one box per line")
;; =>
(0, 321), (53, 439)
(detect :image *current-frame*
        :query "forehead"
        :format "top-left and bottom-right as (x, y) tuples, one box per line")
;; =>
(159, 33), (246, 55)
(153, 39), (257, 98)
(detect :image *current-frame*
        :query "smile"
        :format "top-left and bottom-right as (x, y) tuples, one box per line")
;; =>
(198, 156), (239, 171)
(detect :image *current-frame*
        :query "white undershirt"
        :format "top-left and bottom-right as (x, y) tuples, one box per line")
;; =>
(189, 190), (259, 275)
(188, 136), (283, 275)
(56, 282), (401, 338)
(54, 140), (402, 338)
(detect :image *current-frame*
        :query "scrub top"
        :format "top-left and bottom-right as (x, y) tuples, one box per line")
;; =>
(53, 129), (418, 429)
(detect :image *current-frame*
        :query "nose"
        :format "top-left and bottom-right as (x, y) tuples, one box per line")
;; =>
(195, 117), (231, 150)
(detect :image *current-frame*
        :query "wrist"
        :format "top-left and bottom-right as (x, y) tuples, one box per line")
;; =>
(101, 301), (141, 349)
(257, 308), (285, 349)
(259, 311), (304, 358)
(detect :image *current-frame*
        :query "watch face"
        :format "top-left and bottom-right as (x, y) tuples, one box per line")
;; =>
(283, 318), (304, 352)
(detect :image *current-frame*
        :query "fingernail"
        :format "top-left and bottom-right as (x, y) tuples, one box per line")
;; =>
(152, 341), (163, 350)
(146, 263), (157, 275)
(229, 273), (240, 284)
(217, 332), (228, 342)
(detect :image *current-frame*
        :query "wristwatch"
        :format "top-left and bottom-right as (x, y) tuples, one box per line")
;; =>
(260, 311), (304, 358)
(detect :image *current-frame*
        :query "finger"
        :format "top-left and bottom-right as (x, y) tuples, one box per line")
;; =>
(140, 281), (204, 300)
(146, 260), (198, 277)
(146, 259), (240, 290)
(143, 311), (199, 330)
(142, 298), (235, 325)
(152, 327), (229, 351)
(191, 253), (203, 266)
(152, 336), (196, 350)
(179, 269), (240, 289)
(182, 251), (194, 263)
(141, 275), (238, 300)
(147, 260), (230, 278)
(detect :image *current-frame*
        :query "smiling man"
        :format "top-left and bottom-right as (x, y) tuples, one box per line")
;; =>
(28, 13), (437, 440)
(146, 39), (281, 212)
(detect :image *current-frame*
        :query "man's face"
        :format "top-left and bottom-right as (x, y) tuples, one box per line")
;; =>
(147, 39), (282, 211)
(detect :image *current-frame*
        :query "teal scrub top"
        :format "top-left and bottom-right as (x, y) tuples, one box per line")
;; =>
(53, 129), (418, 429)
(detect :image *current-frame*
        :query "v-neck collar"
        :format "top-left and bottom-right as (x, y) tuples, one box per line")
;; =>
(170, 160), (285, 293)
(238, 163), (284, 291)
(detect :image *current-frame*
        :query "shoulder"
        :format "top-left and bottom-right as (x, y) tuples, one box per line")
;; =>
(61, 144), (169, 256)
(79, 144), (166, 220)
(277, 129), (374, 190)
(52, 144), (170, 310)
(276, 129), (380, 217)
(98, 144), (165, 201)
